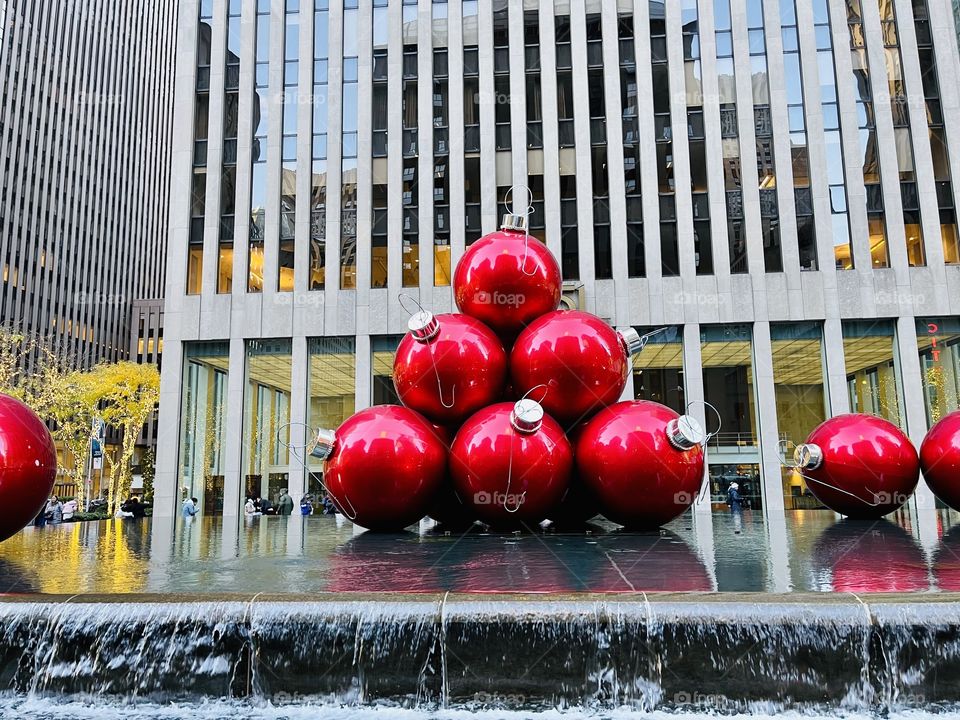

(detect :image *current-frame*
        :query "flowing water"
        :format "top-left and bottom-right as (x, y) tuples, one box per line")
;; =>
(2, 510), (960, 717)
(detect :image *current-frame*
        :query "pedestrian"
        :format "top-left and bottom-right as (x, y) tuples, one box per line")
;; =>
(49, 497), (63, 525)
(277, 488), (294, 516)
(299, 495), (313, 515)
(244, 496), (260, 516)
(727, 482), (743, 534)
(182, 495), (198, 519)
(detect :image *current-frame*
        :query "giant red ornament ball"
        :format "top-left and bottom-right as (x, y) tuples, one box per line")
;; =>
(510, 310), (640, 425)
(793, 414), (919, 519)
(315, 405), (446, 531)
(453, 214), (562, 341)
(919, 410), (960, 511)
(450, 400), (572, 527)
(576, 400), (706, 528)
(0, 394), (57, 542)
(393, 312), (507, 426)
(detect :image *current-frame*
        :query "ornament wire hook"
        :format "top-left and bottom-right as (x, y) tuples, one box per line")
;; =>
(776, 439), (800, 468)
(503, 430), (527, 514)
(397, 292), (428, 318)
(429, 341), (456, 409)
(500, 385), (547, 514)
(398, 292), (455, 410)
(276, 422), (357, 521)
(684, 400), (723, 445)
(797, 471), (885, 509)
(519, 383), (550, 407)
(636, 327), (669, 353)
(503, 184), (538, 277)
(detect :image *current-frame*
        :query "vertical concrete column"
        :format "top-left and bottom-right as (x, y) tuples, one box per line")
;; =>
(153, 339), (184, 526)
(355, 333), (372, 411)
(222, 336), (247, 519)
(897, 315), (938, 551)
(822, 317), (850, 415)
(287, 334), (308, 502)
(478, 0), (497, 233)
(752, 321), (786, 515)
(683, 323), (712, 519)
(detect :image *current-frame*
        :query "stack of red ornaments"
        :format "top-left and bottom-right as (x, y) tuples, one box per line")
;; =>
(315, 213), (708, 531)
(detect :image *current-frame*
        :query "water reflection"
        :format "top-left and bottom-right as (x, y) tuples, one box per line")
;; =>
(933, 524), (960, 591)
(0, 510), (955, 595)
(810, 518), (928, 592)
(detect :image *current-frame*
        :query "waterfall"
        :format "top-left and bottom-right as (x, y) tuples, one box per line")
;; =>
(0, 596), (959, 712)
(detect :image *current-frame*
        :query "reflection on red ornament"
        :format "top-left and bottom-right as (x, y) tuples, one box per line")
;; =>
(794, 414), (919, 519)
(576, 400), (706, 528)
(453, 215), (561, 341)
(393, 312), (507, 426)
(317, 406), (447, 531)
(812, 519), (927, 593)
(450, 400), (572, 527)
(919, 410), (960, 511)
(510, 311), (642, 425)
(0, 394), (57, 542)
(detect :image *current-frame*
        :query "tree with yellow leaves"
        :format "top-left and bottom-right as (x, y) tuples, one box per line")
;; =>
(88, 362), (160, 515)
(47, 370), (99, 511)
(0, 325), (67, 411)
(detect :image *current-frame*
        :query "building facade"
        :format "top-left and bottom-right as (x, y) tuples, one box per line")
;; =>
(0, 0), (176, 367)
(156, 0), (960, 533)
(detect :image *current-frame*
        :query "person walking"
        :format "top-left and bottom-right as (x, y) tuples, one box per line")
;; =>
(727, 482), (743, 534)
(182, 496), (198, 519)
(277, 489), (294, 516)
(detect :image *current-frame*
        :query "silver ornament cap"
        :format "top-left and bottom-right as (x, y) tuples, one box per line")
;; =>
(501, 213), (528, 232)
(511, 398), (544, 434)
(308, 428), (337, 460)
(794, 443), (824, 470)
(666, 415), (706, 451)
(617, 327), (644, 357)
(408, 310), (441, 342)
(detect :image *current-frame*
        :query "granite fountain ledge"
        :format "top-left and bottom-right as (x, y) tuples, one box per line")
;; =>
(0, 592), (958, 711)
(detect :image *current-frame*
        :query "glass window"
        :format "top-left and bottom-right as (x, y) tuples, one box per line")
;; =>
(843, 320), (903, 428)
(633, 326), (684, 413)
(242, 340), (293, 511)
(918, 318), (960, 426)
(306, 338), (357, 496)
(771, 322), (828, 508)
(179, 342), (230, 518)
(701, 323), (761, 511)
(372, 335), (404, 406)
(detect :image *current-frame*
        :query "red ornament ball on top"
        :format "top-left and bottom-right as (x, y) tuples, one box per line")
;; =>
(393, 311), (507, 426)
(0, 394), (57, 542)
(919, 410), (960, 511)
(313, 405), (447, 531)
(453, 213), (561, 341)
(793, 414), (919, 519)
(510, 310), (643, 425)
(450, 399), (572, 527)
(576, 400), (706, 528)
